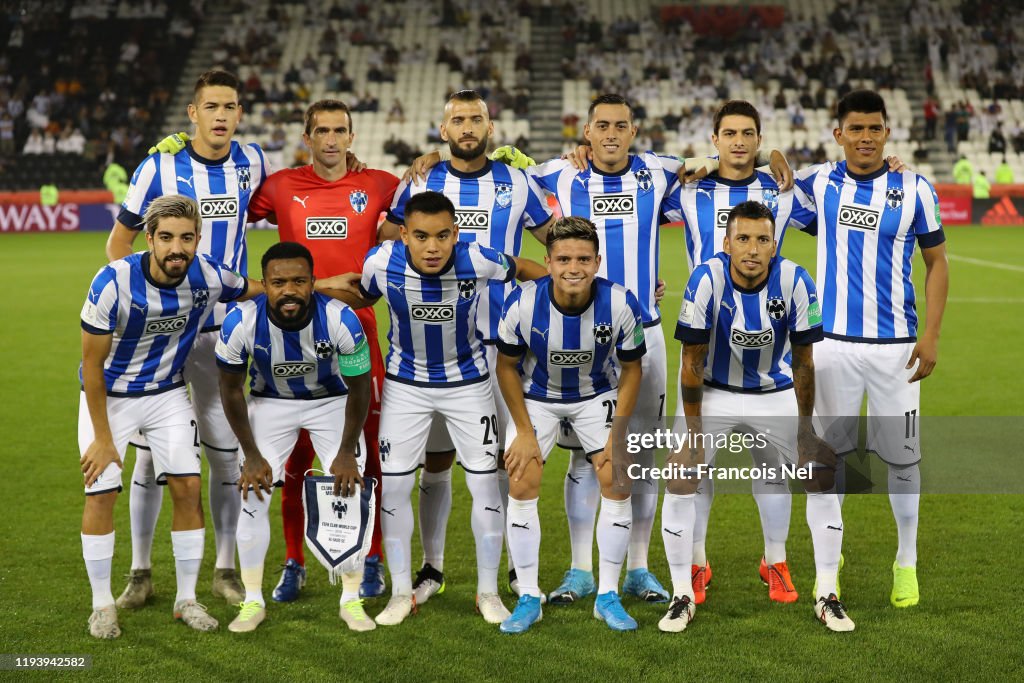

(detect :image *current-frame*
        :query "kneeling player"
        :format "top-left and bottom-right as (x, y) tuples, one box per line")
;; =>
(79, 196), (260, 638)
(662, 201), (852, 633)
(216, 242), (372, 633)
(496, 217), (645, 633)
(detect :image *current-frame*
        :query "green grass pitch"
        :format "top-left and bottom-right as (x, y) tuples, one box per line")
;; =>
(0, 226), (1021, 681)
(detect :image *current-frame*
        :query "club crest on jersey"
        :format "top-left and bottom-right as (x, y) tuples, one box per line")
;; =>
(315, 339), (334, 359)
(378, 437), (391, 462)
(349, 190), (369, 214)
(593, 323), (613, 345)
(635, 168), (654, 193)
(886, 187), (904, 210)
(191, 288), (209, 309)
(458, 279), (476, 300)
(236, 166), (251, 192)
(766, 297), (786, 321)
(495, 183), (513, 208)
(762, 188), (780, 212)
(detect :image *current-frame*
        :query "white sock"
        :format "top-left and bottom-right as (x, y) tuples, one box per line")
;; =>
(660, 493), (696, 600)
(692, 477), (714, 566)
(564, 449), (597, 572)
(382, 472), (416, 596)
(806, 491), (843, 598)
(418, 468), (452, 571)
(888, 463), (920, 567)
(82, 531), (115, 610)
(237, 492), (272, 605)
(206, 448), (241, 570)
(496, 468), (513, 574)
(596, 496), (631, 594)
(128, 447), (162, 570)
(340, 570), (362, 603)
(627, 449), (656, 571)
(752, 474), (791, 565)
(464, 471), (503, 595)
(171, 528), (204, 603)
(506, 497), (541, 597)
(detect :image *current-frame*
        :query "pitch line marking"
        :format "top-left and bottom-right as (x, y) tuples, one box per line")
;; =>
(947, 254), (1024, 273)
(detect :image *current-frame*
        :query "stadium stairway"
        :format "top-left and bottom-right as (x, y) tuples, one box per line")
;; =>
(162, 4), (235, 134)
(881, 0), (954, 180)
(528, 16), (568, 160)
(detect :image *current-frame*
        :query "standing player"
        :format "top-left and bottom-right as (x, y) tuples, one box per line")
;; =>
(794, 90), (948, 608)
(246, 99), (398, 602)
(347, 191), (547, 626)
(105, 70), (268, 607)
(79, 196), (261, 638)
(495, 217), (646, 633)
(216, 242), (373, 633)
(380, 89), (553, 603)
(666, 201), (852, 632)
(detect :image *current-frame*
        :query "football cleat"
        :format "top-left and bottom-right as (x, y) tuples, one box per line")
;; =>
(704, 562), (713, 587)
(623, 568), (669, 603)
(500, 595), (543, 634)
(891, 561), (920, 608)
(593, 592), (638, 631)
(375, 594), (416, 626)
(815, 593), (855, 632)
(508, 569), (547, 604)
(658, 595), (695, 633)
(339, 598), (376, 632)
(476, 592), (511, 624)
(813, 553), (845, 600)
(174, 599), (219, 632)
(211, 568), (245, 604)
(88, 605), (121, 639)
(766, 561), (799, 603)
(271, 559), (306, 603)
(360, 554), (386, 598)
(228, 601), (266, 633)
(412, 563), (446, 605)
(691, 564), (708, 605)
(115, 569), (153, 609)
(548, 568), (596, 605)
(759, 556), (770, 584)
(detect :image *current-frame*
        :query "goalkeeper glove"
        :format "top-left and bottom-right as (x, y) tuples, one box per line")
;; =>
(148, 132), (190, 155)
(490, 145), (536, 169)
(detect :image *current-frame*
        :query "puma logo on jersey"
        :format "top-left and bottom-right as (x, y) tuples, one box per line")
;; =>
(293, 195), (309, 208)
(130, 301), (149, 315)
(176, 175), (194, 188)
(530, 326), (550, 340)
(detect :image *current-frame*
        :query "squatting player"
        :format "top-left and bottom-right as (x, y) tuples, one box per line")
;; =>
(344, 192), (547, 626)
(246, 99), (399, 602)
(794, 90), (948, 608)
(381, 89), (553, 603)
(495, 217), (646, 633)
(667, 201), (852, 633)
(105, 70), (268, 607)
(216, 242), (373, 633)
(79, 196), (262, 638)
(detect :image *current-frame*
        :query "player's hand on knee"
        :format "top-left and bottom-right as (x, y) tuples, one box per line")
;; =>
(505, 433), (542, 482)
(238, 454), (273, 501)
(331, 452), (364, 497)
(561, 144), (592, 170)
(798, 429), (837, 473)
(81, 439), (122, 487)
(768, 149), (794, 191)
(907, 336), (938, 382)
(346, 151), (366, 173)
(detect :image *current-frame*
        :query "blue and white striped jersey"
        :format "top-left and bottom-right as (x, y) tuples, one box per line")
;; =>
(794, 162), (945, 342)
(497, 276), (646, 402)
(119, 141), (269, 328)
(387, 160), (552, 343)
(530, 153), (682, 324)
(215, 292), (366, 399)
(662, 171), (817, 270)
(361, 240), (515, 387)
(675, 254), (823, 393)
(80, 253), (248, 396)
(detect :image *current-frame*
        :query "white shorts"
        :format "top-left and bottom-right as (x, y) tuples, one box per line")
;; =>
(425, 344), (511, 454)
(184, 330), (240, 452)
(670, 386), (799, 466)
(557, 323), (667, 450)
(813, 337), (921, 465)
(248, 395), (367, 485)
(378, 378), (499, 476)
(505, 391), (617, 461)
(78, 388), (201, 495)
